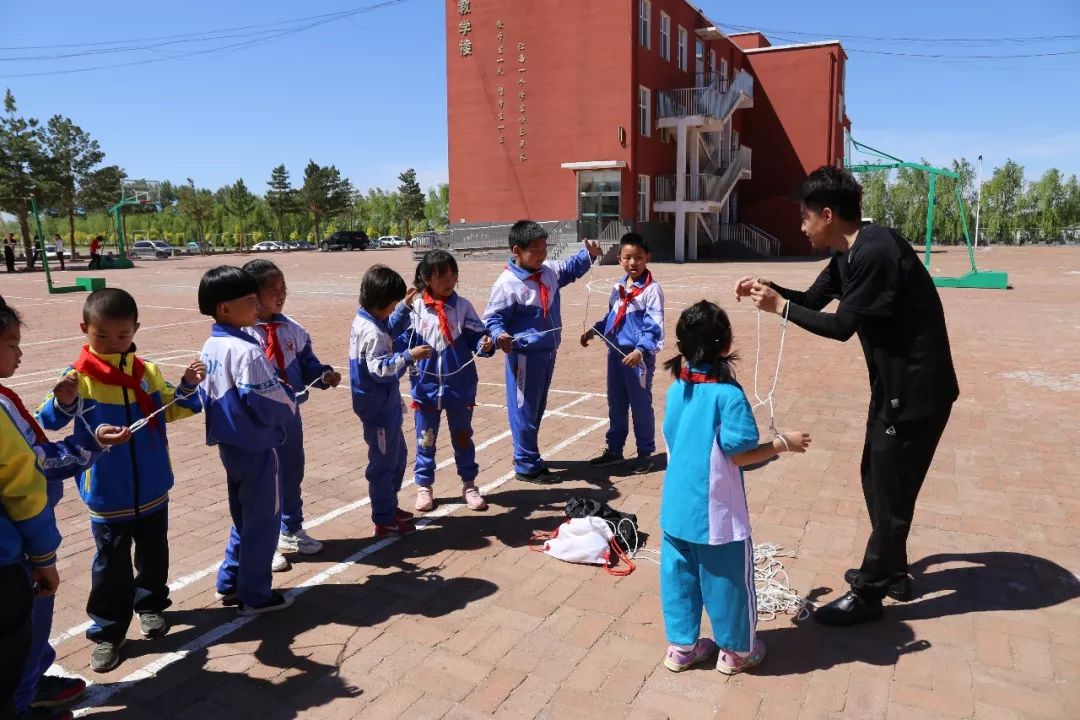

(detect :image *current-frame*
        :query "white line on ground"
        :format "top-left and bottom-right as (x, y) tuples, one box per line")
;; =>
(22, 320), (207, 347)
(70, 415), (608, 714)
(8, 352), (207, 389)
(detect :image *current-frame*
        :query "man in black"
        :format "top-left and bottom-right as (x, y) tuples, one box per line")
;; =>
(735, 166), (958, 626)
(3, 233), (16, 273)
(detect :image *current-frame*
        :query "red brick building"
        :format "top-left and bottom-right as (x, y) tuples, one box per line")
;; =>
(445, 0), (849, 260)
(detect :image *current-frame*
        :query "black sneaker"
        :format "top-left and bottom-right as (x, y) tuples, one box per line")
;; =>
(215, 590), (239, 606)
(30, 675), (86, 709)
(515, 468), (561, 484)
(139, 612), (169, 638)
(238, 590), (295, 616)
(812, 591), (884, 627)
(90, 639), (126, 673)
(843, 569), (913, 602)
(631, 454), (655, 474)
(589, 450), (624, 467)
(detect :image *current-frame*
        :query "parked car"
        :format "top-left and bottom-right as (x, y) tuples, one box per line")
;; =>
(377, 235), (406, 248)
(128, 240), (173, 260)
(319, 230), (368, 251)
(252, 241), (286, 252)
(185, 241), (214, 255)
(291, 240), (314, 251)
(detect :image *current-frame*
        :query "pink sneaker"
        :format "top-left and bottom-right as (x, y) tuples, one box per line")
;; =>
(414, 486), (434, 512)
(716, 638), (766, 675)
(463, 484), (487, 511)
(663, 638), (718, 672)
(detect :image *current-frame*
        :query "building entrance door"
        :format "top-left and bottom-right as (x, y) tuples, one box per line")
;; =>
(577, 170), (621, 240)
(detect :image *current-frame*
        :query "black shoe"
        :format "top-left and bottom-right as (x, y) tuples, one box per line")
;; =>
(843, 569), (913, 602)
(90, 638), (126, 673)
(813, 591), (884, 627)
(139, 611), (169, 638)
(238, 590), (295, 616)
(30, 675), (86, 709)
(589, 449), (624, 467)
(631, 454), (655, 474)
(515, 469), (561, 484)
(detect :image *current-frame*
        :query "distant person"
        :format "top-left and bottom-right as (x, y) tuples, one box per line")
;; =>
(3, 233), (15, 273)
(89, 235), (103, 269)
(53, 234), (65, 270)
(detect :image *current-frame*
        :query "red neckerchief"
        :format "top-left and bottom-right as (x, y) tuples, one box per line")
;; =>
(608, 271), (652, 336)
(73, 345), (161, 432)
(423, 291), (455, 345)
(0, 384), (48, 444)
(262, 321), (290, 385)
(679, 366), (721, 384)
(526, 271), (550, 318)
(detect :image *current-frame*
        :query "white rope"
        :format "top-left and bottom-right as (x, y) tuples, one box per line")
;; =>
(753, 543), (811, 621)
(128, 384), (201, 434)
(291, 370), (337, 400)
(54, 396), (97, 439)
(751, 300), (790, 439)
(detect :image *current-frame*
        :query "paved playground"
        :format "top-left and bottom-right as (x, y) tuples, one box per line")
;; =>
(3, 244), (1078, 719)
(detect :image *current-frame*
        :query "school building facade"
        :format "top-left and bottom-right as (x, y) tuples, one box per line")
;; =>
(445, 0), (851, 260)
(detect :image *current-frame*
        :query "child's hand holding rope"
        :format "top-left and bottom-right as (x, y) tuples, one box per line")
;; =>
(621, 349), (644, 368)
(53, 372), (79, 406)
(579, 329), (595, 348)
(410, 345), (434, 362)
(322, 370), (342, 387)
(183, 359), (206, 386)
(480, 335), (495, 354)
(773, 431), (811, 454)
(495, 334), (513, 353)
(96, 424), (131, 447)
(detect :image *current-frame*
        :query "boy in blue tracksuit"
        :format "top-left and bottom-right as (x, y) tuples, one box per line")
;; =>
(403, 250), (494, 513)
(0, 295), (128, 718)
(36, 288), (204, 674)
(198, 266), (298, 617)
(581, 233), (665, 474)
(349, 265), (431, 537)
(242, 260), (341, 569)
(483, 221), (603, 483)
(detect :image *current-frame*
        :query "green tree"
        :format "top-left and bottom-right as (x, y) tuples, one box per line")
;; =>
(0, 90), (51, 261)
(177, 178), (215, 243)
(981, 160), (1025, 244)
(223, 178), (257, 251)
(1027, 168), (1065, 241)
(266, 164), (297, 245)
(891, 163), (929, 244)
(159, 180), (179, 210)
(857, 171), (891, 227)
(77, 164), (126, 216)
(42, 115), (105, 245)
(396, 168), (426, 240)
(424, 182), (450, 230)
(299, 160), (352, 243)
(934, 158), (976, 245)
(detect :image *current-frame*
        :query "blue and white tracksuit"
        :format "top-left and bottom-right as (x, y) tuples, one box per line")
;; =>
(348, 306), (414, 526)
(659, 372), (760, 652)
(200, 324), (297, 608)
(244, 315), (333, 535)
(591, 273), (664, 457)
(402, 292), (493, 487)
(482, 248), (594, 475)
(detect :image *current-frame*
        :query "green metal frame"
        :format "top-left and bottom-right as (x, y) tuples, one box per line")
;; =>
(846, 139), (1008, 290)
(28, 197), (88, 294)
(104, 198), (138, 269)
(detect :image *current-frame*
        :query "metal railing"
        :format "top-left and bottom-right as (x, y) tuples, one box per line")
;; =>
(656, 69), (753, 121)
(654, 145), (751, 203)
(719, 223), (781, 256)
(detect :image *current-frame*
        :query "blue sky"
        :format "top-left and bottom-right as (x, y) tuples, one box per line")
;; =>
(2, 0), (1078, 194)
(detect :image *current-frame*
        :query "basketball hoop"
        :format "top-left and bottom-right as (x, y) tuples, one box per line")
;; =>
(120, 179), (162, 208)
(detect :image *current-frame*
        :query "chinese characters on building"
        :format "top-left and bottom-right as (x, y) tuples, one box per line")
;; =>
(495, 19), (505, 146)
(484, 14), (527, 162)
(517, 41), (526, 162)
(457, 0), (472, 57)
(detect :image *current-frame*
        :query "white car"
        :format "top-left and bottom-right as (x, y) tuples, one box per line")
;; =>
(252, 241), (285, 252)
(128, 240), (174, 260)
(377, 235), (407, 248)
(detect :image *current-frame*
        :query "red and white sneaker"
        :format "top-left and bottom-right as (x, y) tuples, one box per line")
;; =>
(462, 484), (487, 511)
(716, 638), (766, 675)
(663, 638), (718, 672)
(396, 507), (414, 521)
(375, 518), (417, 537)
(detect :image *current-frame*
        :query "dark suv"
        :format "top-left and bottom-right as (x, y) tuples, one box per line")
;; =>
(321, 230), (369, 251)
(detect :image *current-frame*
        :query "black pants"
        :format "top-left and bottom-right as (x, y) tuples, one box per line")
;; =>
(853, 405), (952, 600)
(89, 253), (100, 270)
(0, 564), (33, 719)
(86, 509), (171, 643)
(3, 247), (14, 272)
(55, 251), (64, 270)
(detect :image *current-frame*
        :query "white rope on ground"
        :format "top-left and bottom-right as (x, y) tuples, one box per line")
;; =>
(753, 543), (811, 621)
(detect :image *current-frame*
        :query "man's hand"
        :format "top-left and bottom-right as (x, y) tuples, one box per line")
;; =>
(622, 349), (644, 368)
(734, 275), (767, 302)
(32, 566), (59, 597)
(53, 372), (79, 406)
(96, 425), (132, 447)
(749, 281), (786, 315)
(323, 370), (342, 388)
(496, 334), (513, 353)
(480, 335), (495, 354)
(583, 239), (603, 259)
(410, 345), (434, 362)
(580, 329), (595, 348)
(183, 359), (206, 386)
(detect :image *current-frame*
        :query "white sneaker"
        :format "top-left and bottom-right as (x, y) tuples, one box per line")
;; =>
(414, 486), (435, 512)
(278, 529), (323, 555)
(271, 551), (290, 572)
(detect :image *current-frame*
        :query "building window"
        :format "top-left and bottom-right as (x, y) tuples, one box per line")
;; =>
(838, 92), (844, 123)
(677, 27), (687, 71)
(638, 175), (650, 223)
(639, 0), (651, 50)
(720, 58), (729, 82)
(638, 86), (651, 137)
(709, 49), (716, 75)
(659, 13), (670, 61)
(695, 39), (705, 68)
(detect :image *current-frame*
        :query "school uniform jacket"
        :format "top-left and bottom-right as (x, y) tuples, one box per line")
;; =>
(1, 387), (103, 568)
(244, 314), (332, 404)
(402, 292), (493, 408)
(199, 324), (297, 451)
(348, 305), (413, 420)
(482, 248), (593, 353)
(591, 273), (665, 355)
(37, 347), (201, 524)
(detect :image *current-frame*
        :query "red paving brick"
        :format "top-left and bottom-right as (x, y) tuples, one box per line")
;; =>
(3, 245), (1079, 718)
